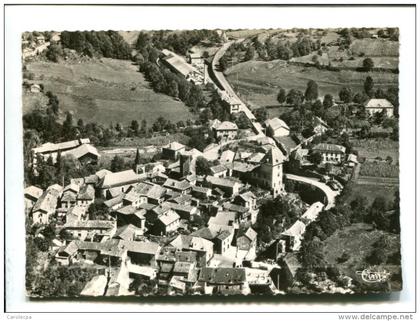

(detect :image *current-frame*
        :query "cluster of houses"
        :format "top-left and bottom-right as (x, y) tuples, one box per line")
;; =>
(161, 49), (206, 85)
(26, 101), (368, 294)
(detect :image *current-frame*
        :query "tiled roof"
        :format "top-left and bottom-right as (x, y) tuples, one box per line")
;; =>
(312, 143), (346, 154)
(199, 267), (246, 284)
(100, 170), (141, 189)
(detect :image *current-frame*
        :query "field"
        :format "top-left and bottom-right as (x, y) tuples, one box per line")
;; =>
(359, 162), (399, 178)
(225, 60), (398, 110)
(24, 58), (197, 126)
(351, 138), (399, 162)
(322, 223), (401, 292)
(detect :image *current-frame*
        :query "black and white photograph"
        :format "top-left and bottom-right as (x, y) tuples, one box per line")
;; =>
(3, 2), (418, 320)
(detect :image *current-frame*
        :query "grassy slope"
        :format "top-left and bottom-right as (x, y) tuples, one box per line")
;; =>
(225, 59), (398, 110)
(24, 58), (197, 126)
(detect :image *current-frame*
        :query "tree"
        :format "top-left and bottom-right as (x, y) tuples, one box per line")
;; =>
(286, 89), (304, 106)
(130, 120), (139, 135)
(110, 155), (126, 172)
(244, 46), (255, 61)
(195, 156), (211, 176)
(339, 87), (353, 103)
(300, 238), (326, 269)
(133, 148), (141, 169)
(167, 80), (179, 98)
(255, 107), (269, 123)
(46, 44), (63, 62)
(364, 76), (374, 97)
(309, 152), (323, 165)
(362, 57), (374, 72)
(367, 248), (387, 265)
(277, 87), (286, 104)
(87, 202), (109, 220)
(234, 112), (251, 129)
(370, 196), (389, 230)
(305, 80), (319, 101)
(323, 94), (334, 109)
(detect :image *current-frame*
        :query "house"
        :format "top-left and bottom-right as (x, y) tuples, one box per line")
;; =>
(280, 220), (306, 252)
(115, 206), (146, 230)
(161, 49), (204, 85)
(31, 185), (62, 225)
(163, 178), (191, 194)
(187, 51), (203, 66)
(312, 143), (346, 164)
(198, 267), (249, 295)
(212, 121), (238, 142)
(191, 185), (212, 199)
(103, 193), (125, 211)
(31, 138), (93, 165)
(170, 235), (214, 267)
(76, 184), (95, 207)
(66, 205), (87, 223)
(265, 118), (290, 137)
(30, 83), (41, 93)
(210, 164), (228, 178)
(206, 176), (243, 196)
(55, 240), (79, 265)
(236, 227), (258, 261)
(276, 253), (302, 289)
(24, 185), (43, 210)
(346, 153), (359, 168)
(125, 241), (161, 267)
(208, 211), (238, 232)
(151, 210), (180, 236)
(162, 141), (186, 160)
(301, 202), (324, 224)
(162, 202), (198, 220)
(234, 191), (257, 211)
(62, 220), (116, 242)
(274, 136), (298, 156)
(99, 169), (142, 198)
(60, 183), (79, 209)
(220, 150), (235, 164)
(313, 116), (329, 135)
(223, 202), (253, 224)
(364, 98), (394, 117)
(62, 143), (100, 166)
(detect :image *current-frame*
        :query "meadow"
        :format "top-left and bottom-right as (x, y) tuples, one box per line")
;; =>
(24, 58), (197, 126)
(225, 60), (398, 109)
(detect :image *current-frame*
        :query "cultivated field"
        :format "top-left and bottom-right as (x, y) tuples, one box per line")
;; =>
(225, 60), (398, 109)
(24, 58), (197, 125)
(351, 138), (399, 162)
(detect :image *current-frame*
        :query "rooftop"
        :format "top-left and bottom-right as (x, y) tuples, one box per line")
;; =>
(100, 169), (141, 189)
(312, 143), (346, 154)
(365, 98), (394, 109)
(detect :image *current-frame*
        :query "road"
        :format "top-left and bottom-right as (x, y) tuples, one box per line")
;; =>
(285, 174), (339, 210)
(210, 41), (257, 123)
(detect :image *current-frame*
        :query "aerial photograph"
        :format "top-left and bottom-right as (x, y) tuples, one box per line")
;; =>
(22, 27), (401, 298)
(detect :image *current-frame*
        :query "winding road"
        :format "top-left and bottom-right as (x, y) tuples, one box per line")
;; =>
(208, 41), (340, 209)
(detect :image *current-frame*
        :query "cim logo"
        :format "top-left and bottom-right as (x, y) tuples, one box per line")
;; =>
(356, 268), (391, 283)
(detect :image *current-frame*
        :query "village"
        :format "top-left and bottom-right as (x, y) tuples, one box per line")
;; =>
(23, 29), (400, 297)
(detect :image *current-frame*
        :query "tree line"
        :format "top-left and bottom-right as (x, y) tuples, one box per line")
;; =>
(46, 31), (132, 62)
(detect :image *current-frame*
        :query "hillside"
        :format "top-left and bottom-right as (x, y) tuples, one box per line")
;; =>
(23, 58), (197, 125)
(225, 60), (399, 110)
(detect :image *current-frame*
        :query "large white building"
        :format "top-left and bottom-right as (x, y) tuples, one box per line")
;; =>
(364, 99), (394, 117)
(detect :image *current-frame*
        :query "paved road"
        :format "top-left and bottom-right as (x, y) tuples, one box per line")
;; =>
(211, 42), (257, 123)
(285, 173), (339, 210)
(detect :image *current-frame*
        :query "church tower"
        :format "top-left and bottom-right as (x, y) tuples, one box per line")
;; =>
(259, 146), (285, 197)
